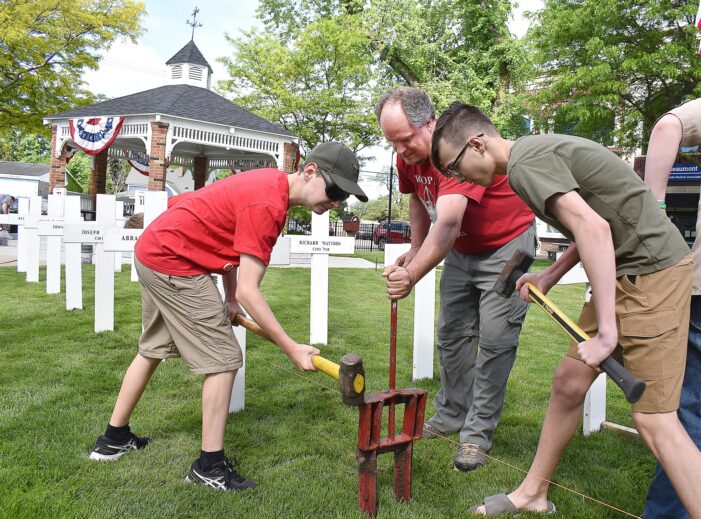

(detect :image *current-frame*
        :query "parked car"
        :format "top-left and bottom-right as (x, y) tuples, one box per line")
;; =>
(355, 223), (375, 241)
(373, 221), (411, 251)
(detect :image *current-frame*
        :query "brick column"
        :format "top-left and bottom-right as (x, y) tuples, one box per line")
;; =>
(148, 121), (169, 191)
(193, 155), (208, 190)
(49, 125), (67, 193)
(89, 150), (108, 196)
(283, 142), (299, 173)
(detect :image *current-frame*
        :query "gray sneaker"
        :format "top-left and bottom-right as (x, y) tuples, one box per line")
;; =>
(422, 423), (442, 439)
(454, 443), (487, 472)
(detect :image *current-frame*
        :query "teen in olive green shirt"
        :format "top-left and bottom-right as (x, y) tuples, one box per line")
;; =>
(429, 102), (700, 518)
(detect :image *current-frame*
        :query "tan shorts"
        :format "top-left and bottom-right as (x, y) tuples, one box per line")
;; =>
(567, 255), (692, 413)
(135, 257), (243, 375)
(666, 98), (701, 147)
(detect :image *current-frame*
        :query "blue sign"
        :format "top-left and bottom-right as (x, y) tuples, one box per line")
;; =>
(670, 163), (701, 182)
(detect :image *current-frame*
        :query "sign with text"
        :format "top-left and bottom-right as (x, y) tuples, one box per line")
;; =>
(64, 222), (104, 243)
(670, 163), (701, 182)
(103, 227), (142, 252)
(0, 214), (23, 225)
(289, 236), (355, 254)
(37, 217), (65, 236)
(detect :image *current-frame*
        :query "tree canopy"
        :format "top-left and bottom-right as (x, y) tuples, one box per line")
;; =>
(218, 0), (529, 159)
(524, 0), (701, 150)
(0, 0), (145, 136)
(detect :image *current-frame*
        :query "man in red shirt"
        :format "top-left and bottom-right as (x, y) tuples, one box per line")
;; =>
(89, 142), (367, 491)
(376, 88), (535, 471)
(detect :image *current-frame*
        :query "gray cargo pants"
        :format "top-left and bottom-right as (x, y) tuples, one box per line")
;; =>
(427, 223), (536, 450)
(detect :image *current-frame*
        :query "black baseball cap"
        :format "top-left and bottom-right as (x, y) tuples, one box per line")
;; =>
(306, 142), (368, 202)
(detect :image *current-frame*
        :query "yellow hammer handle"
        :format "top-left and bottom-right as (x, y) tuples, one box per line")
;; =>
(527, 283), (592, 342)
(233, 314), (341, 380)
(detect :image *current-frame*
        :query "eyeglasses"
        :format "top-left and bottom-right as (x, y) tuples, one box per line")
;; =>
(317, 168), (350, 202)
(443, 133), (484, 179)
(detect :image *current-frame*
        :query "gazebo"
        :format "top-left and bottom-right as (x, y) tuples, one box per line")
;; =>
(43, 40), (299, 195)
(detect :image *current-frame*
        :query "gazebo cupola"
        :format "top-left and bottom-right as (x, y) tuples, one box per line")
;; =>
(165, 40), (213, 90)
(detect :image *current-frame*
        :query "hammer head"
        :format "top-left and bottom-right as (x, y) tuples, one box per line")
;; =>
(493, 249), (534, 298)
(339, 353), (365, 406)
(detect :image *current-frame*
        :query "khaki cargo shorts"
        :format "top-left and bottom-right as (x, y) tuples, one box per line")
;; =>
(135, 257), (243, 375)
(567, 255), (692, 413)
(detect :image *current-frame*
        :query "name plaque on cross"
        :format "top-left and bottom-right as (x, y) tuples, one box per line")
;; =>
(37, 218), (65, 236)
(64, 223), (104, 243)
(289, 236), (355, 254)
(103, 227), (142, 252)
(0, 214), (23, 226)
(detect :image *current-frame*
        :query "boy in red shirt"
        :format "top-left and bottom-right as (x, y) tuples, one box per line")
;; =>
(89, 142), (367, 491)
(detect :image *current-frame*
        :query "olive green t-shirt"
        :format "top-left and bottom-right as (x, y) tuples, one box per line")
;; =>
(507, 134), (688, 276)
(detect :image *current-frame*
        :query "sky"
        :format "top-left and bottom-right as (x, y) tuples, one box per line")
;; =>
(83, 0), (542, 200)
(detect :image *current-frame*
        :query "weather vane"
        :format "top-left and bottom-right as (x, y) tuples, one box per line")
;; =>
(186, 7), (203, 41)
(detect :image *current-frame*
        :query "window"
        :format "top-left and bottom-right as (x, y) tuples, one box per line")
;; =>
(171, 65), (182, 79)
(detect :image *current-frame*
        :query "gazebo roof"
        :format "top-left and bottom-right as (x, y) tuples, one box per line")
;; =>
(45, 84), (295, 138)
(165, 40), (213, 73)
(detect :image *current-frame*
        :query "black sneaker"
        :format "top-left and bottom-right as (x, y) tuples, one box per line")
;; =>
(89, 432), (150, 461)
(186, 458), (257, 491)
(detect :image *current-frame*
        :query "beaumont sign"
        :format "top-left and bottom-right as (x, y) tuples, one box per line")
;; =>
(289, 236), (355, 254)
(670, 163), (701, 182)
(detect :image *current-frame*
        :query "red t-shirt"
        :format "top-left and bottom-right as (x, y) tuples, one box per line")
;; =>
(397, 156), (534, 254)
(135, 168), (289, 275)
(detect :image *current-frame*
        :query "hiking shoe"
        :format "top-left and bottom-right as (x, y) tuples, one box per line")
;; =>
(454, 443), (488, 472)
(89, 432), (150, 461)
(186, 458), (258, 491)
(422, 423), (442, 439)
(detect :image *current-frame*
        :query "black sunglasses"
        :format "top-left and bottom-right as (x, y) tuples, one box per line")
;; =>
(318, 168), (350, 202)
(444, 133), (484, 178)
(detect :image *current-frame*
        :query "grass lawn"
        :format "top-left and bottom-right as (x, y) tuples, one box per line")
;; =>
(0, 264), (651, 518)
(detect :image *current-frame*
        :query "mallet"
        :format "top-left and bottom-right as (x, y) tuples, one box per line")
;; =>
(493, 249), (646, 403)
(232, 314), (365, 406)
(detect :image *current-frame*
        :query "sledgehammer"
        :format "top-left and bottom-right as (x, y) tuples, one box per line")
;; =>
(494, 249), (646, 404)
(233, 314), (366, 406)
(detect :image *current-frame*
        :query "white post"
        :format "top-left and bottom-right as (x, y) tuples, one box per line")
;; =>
(24, 196), (42, 283)
(114, 201), (124, 272)
(215, 275), (247, 413)
(131, 191), (147, 282)
(95, 194), (116, 332)
(583, 373), (607, 435)
(384, 243), (436, 381)
(309, 211), (329, 345)
(16, 197), (30, 273)
(64, 196), (83, 310)
(44, 189), (66, 294)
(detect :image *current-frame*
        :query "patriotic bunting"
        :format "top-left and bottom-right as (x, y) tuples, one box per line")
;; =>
(68, 116), (125, 155)
(127, 157), (150, 176)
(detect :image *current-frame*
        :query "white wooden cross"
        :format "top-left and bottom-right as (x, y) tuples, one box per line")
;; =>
(19, 196), (43, 283)
(289, 211), (355, 345)
(36, 189), (67, 294)
(0, 197), (28, 271)
(63, 196), (84, 310)
(384, 243), (436, 381)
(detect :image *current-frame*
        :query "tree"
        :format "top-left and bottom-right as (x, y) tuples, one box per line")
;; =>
(524, 0), (701, 150)
(0, 0), (145, 136)
(106, 156), (130, 195)
(65, 153), (91, 193)
(218, 14), (381, 154)
(0, 131), (51, 162)
(251, 0), (529, 138)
